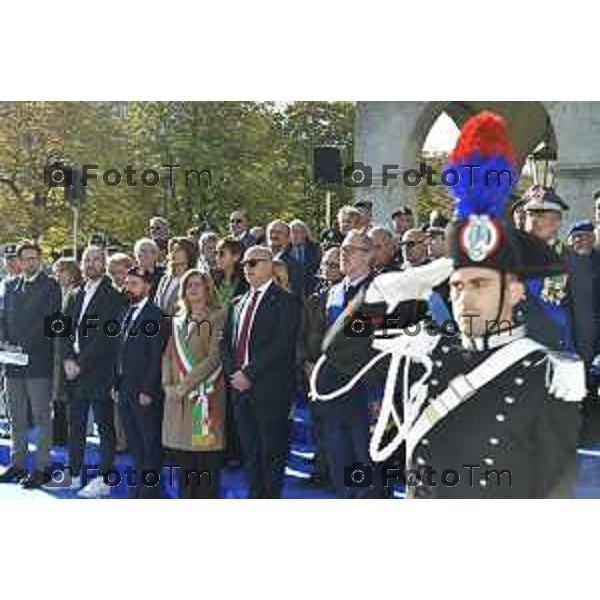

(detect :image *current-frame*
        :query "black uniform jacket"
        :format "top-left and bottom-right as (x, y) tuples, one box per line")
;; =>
(321, 299), (582, 499)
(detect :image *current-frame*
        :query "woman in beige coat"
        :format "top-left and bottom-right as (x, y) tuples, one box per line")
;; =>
(162, 268), (225, 499)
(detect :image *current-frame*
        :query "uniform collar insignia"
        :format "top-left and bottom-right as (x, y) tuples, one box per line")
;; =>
(461, 324), (526, 351)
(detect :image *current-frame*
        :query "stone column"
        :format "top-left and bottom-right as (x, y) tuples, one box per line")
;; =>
(545, 102), (600, 224)
(353, 101), (443, 226)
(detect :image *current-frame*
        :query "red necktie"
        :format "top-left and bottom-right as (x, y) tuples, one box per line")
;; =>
(234, 290), (260, 368)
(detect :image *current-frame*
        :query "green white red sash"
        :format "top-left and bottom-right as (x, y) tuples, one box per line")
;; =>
(172, 316), (223, 445)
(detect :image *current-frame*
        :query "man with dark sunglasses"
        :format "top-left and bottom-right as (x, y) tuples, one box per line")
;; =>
(229, 210), (256, 249)
(148, 217), (169, 265)
(399, 229), (429, 268)
(220, 246), (299, 498)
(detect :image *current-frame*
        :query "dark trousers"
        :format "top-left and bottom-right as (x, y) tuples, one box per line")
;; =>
(318, 399), (381, 498)
(66, 382), (115, 476)
(118, 390), (163, 498)
(233, 389), (291, 499)
(224, 386), (242, 464)
(172, 450), (223, 499)
(53, 400), (69, 446)
(308, 399), (330, 483)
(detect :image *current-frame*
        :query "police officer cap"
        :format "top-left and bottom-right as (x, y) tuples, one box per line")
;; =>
(3, 243), (18, 258)
(523, 186), (569, 213)
(568, 219), (595, 237)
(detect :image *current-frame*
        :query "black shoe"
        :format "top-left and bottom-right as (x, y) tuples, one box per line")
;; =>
(20, 470), (46, 489)
(0, 465), (28, 483)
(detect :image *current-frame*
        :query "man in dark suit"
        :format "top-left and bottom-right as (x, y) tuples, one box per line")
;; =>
(566, 220), (600, 441)
(267, 219), (304, 296)
(148, 216), (169, 268)
(0, 242), (61, 488)
(220, 246), (299, 498)
(134, 238), (165, 302)
(0, 243), (21, 439)
(62, 245), (127, 496)
(229, 210), (256, 249)
(0, 243), (22, 341)
(290, 219), (321, 295)
(115, 267), (167, 499)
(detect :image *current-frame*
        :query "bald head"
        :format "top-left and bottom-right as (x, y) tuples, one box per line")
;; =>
(340, 230), (373, 279)
(401, 229), (428, 266)
(368, 227), (395, 268)
(243, 245), (274, 289)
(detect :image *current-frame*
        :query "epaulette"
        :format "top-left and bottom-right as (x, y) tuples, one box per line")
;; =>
(545, 350), (586, 402)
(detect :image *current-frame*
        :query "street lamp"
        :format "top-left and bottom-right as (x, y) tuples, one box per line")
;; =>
(526, 117), (557, 188)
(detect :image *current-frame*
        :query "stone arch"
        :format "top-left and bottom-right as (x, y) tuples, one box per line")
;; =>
(403, 101), (557, 174)
(354, 101), (600, 226)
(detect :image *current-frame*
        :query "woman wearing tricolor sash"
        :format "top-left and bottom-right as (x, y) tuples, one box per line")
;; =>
(162, 269), (226, 499)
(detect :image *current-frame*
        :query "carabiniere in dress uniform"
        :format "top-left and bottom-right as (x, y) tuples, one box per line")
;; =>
(310, 111), (585, 499)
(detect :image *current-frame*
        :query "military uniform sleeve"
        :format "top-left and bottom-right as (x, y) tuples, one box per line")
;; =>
(533, 392), (581, 498)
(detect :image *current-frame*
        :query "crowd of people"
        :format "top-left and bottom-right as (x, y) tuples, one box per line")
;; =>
(0, 183), (599, 499)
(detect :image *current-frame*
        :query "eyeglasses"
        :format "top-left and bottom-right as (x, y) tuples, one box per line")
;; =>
(230, 218), (243, 224)
(340, 245), (370, 254)
(242, 258), (269, 268)
(401, 241), (424, 249)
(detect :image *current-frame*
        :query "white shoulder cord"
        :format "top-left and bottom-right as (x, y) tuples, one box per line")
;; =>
(309, 328), (442, 463)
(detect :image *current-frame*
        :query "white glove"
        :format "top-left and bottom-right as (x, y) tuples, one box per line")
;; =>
(365, 258), (453, 311)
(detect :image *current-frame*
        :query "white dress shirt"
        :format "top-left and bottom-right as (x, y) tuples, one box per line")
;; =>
(236, 279), (273, 366)
(74, 278), (103, 355)
(123, 297), (149, 340)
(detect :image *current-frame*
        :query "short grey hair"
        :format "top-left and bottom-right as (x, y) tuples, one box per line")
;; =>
(149, 216), (169, 228)
(134, 237), (159, 255)
(199, 231), (219, 248)
(244, 245), (273, 260)
(266, 219), (290, 236)
(368, 226), (394, 243)
(107, 252), (134, 268)
(343, 230), (373, 251)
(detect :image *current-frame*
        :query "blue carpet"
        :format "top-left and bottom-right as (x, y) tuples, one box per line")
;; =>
(1, 395), (598, 499)
(0, 394), (337, 499)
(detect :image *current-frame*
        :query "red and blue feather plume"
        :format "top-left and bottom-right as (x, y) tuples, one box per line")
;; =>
(445, 111), (518, 220)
